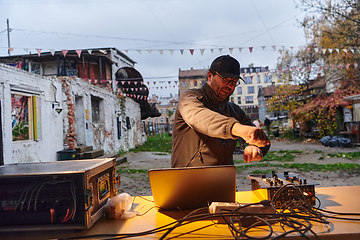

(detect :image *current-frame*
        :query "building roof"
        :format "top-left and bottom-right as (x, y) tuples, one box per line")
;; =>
(308, 75), (325, 90)
(0, 47), (136, 65)
(259, 85), (278, 97)
(179, 68), (208, 78)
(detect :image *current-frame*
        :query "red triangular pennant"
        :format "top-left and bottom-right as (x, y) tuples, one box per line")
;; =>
(76, 49), (82, 58)
(62, 49), (68, 57)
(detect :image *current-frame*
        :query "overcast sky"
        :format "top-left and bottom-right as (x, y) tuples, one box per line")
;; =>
(0, 0), (308, 97)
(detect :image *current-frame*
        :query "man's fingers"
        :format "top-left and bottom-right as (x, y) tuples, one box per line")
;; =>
(243, 152), (249, 163)
(244, 146), (263, 163)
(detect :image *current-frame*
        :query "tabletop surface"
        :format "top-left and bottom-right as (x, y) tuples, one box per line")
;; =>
(2, 185), (360, 239)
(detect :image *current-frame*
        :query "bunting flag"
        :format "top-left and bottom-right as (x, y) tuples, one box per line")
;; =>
(62, 49), (68, 57)
(76, 49), (82, 58)
(189, 49), (194, 55)
(249, 47), (253, 53)
(50, 49), (56, 56)
(87, 49), (92, 54)
(23, 48), (29, 54)
(36, 49), (42, 57)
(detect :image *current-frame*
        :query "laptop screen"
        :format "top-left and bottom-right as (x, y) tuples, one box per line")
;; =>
(148, 165), (236, 210)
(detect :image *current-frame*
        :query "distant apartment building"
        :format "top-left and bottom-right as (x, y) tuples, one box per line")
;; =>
(143, 94), (178, 135)
(231, 64), (280, 121)
(178, 68), (208, 96)
(178, 64), (280, 121)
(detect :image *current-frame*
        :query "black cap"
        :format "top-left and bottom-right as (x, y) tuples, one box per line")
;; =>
(209, 55), (244, 82)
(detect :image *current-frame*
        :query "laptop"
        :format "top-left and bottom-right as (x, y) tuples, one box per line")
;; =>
(148, 165), (236, 210)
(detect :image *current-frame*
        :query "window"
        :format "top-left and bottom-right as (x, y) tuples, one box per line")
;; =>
(31, 63), (41, 75)
(237, 97), (241, 104)
(161, 117), (164, 123)
(91, 96), (104, 123)
(237, 87), (242, 94)
(155, 118), (159, 123)
(257, 75), (261, 84)
(264, 75), (272, 83)
(248, 86), (255, 94)
(230, 97), (234, 102)
(165, 109), (169, 114)
(160, 109), (163, 114)
(194, 80), (197, 87)
(11, 93), (41, 141)
(245, 96), (253, 103)
(244, 77), (252, 84)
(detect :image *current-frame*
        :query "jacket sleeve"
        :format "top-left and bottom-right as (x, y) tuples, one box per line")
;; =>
(178, 90), (239, 140)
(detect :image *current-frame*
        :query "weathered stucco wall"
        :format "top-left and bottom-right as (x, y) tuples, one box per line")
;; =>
(0, 63), (64, 164)
(0, 65), (146, 165)
(60, 77), (146, 154)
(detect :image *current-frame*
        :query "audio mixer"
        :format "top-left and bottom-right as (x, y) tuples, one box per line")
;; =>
(248, 171), (319, 208)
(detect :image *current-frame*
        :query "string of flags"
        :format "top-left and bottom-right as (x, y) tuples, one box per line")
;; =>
(70, 78), (181, 101)
(7, 44), (360, 57)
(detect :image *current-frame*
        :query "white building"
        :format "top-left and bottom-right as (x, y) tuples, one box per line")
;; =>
(230, 64), (281, 120)
(0, 48), (147, 165)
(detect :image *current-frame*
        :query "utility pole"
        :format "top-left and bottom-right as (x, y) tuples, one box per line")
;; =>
(7, 19), (11, 56)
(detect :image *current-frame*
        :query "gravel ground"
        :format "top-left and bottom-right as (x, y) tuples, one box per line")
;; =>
(117, 139), (360, 197)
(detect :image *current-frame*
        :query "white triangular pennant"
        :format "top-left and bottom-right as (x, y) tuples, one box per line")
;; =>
(50, 49), (56, 56)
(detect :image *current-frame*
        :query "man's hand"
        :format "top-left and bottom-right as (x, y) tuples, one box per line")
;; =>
(243, 146), (263, 163)
(231, 123), (270, 147)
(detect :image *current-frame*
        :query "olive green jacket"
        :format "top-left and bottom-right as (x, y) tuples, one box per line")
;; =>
(171, 83), (270, 167)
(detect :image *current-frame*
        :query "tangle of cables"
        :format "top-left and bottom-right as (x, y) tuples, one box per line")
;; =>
(65, 184), (360, 240)
(14, 177), (77, 223)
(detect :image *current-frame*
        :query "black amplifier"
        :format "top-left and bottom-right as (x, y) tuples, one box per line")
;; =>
(248, 172), (319, 208)
(0, 158), (119, 232)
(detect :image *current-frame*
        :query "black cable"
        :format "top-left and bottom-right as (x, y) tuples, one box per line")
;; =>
(64, 191), (360, 240)
(317, 208), (360, 216)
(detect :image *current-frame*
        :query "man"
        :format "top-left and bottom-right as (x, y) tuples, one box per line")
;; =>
(171, 55), (270, 168)
(264, 116), (271, 137)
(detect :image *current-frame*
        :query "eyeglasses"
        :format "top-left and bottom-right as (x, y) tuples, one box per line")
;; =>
(215, 72), (240, 87)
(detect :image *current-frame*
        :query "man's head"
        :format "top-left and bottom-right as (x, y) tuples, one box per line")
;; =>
(207, 55), (243, 101)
